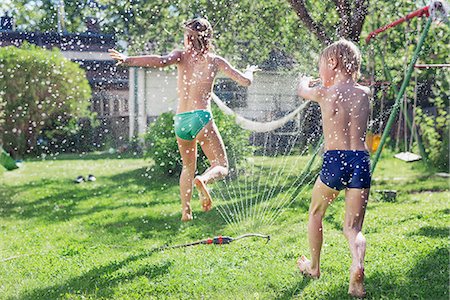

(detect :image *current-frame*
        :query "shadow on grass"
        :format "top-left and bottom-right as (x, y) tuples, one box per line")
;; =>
(1, 169), (233, 243)
(17, 249), (171, 300)
(25, 152), (144, 162)
(326, 247), (448, 299)
(1, 156), (313, 229)
(0, 167), (179, 222)
(275, 277), (313, 300)
(408, 226), (449, 238)
(98, 204), (229, 241)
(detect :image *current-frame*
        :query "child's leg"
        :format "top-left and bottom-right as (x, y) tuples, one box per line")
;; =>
(177, 137), (198, 221)
(197, 121), (228, 183)
(194, 121), (228, 211)
(344, 188), (369, 298)
(298, 177), (339, 278)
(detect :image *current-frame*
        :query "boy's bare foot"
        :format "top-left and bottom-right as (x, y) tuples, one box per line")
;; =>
(297, 255), (320, 279)
(181, 212), (193, 222)
(348, 266), (366, 298)
(194, 176), (212, 212)
(349, 232), (366, 297)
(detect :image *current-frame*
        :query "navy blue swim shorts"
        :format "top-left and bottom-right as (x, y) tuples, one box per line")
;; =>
(319, 150), (371, 191)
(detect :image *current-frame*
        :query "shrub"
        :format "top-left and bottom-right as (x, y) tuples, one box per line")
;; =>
(0, 93), (4, 145)
(415, 96), (449, 171)
(144, 104), (252, 176)
(39, 117), (105, 154)
(0, 43), (92, 158)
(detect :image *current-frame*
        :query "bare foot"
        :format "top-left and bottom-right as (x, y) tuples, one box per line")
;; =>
(181, 212), (193, 222)
(349, 232), (366, 298)
(348, 266), (366, 298)
(297, 255), (320, 279)
(181, 205), (193, 222)
(194, 176), (212, 212)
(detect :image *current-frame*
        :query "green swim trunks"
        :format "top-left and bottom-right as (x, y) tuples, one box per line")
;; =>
(174, 109), (212, 140)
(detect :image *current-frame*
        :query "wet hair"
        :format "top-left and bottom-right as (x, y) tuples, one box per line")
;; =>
(320, 39), (361, 80)
(182, 18), (213, 56)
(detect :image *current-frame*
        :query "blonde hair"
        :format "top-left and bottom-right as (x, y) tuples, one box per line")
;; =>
(320, 39), (361, 80)
(182, 18), (213, 56)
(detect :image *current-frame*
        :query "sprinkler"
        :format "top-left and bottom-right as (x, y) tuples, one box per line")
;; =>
(157, 233), (270, 251)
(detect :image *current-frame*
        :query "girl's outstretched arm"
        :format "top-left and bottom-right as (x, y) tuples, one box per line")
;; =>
(108, 49), (182, 68)
(215, 55), (259, 87)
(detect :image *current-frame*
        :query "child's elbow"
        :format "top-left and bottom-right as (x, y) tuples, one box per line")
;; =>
(242, 78), (252, 87)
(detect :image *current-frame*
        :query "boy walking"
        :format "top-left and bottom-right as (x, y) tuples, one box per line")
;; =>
(297, 39), (371, 298)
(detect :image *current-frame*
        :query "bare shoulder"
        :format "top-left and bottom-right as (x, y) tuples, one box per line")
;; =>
(211, 54), (226, 66)
(355, 84), (371, 97)
(321, 86), (338, 102)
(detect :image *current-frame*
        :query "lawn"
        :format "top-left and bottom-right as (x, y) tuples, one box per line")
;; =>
(0, 152), (448, 299)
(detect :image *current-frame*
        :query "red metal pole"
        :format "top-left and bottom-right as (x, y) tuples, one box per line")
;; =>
(366, 6), (430, 44)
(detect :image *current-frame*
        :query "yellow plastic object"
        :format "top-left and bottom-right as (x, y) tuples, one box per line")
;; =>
(366, 133), (382, 153)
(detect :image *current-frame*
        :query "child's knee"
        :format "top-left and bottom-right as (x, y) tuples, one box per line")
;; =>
(222, 160), (229, 173)
(309, 205), (326, 219)
(211, 159), (228, 175)
(218, 164), (229, 177)
(219, 157), (229, 169)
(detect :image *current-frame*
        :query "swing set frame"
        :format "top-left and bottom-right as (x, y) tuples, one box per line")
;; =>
(365, 1), (448, 173)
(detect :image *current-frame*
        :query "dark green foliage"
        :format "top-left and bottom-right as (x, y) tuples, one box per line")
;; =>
(144, 104), (252, 176)
(144, 112), (180, 176)
(0, 93), (5, 145)
(0, 43), (92, 158)
(415, 95), (449, 171)
(210, 104), (253, 174)
(40, 117), (107, 154)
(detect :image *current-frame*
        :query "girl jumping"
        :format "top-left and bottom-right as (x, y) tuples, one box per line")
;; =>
(109, 18), (258, 221)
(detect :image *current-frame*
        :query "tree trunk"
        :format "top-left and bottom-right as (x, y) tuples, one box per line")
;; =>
(288, 0), (332, 45)
(288, 0), (369, 44)
(350, 0), (369, 42)
(333, 0), (352, 39)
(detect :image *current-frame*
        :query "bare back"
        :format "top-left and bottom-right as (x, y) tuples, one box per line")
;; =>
(176, 52), (218, 113)
(174, 51), (253, 113)
(320, 83), (370, 151)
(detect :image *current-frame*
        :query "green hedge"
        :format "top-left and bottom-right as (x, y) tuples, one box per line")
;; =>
(0, 43), (92, 158)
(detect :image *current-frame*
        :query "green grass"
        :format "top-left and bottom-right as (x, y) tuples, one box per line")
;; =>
(0, 153), (448, 299)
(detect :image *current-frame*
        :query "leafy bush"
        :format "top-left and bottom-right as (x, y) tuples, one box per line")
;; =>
(38, 117), (107, 154)
(415, 96), (449, 171)
(0, 43), (92, 158)
(144, 104), (252, 176)
(0, 93), (4, 145)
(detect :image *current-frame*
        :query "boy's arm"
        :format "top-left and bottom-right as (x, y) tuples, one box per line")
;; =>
(297, 76), (326, 103)
(108, 49), (182, 68)
(215, 55), (259, 87)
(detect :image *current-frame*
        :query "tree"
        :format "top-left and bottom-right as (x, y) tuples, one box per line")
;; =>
(3, 0), (322, 71)
(288, 0), (369, 44)
(0, 43), (92, 157)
